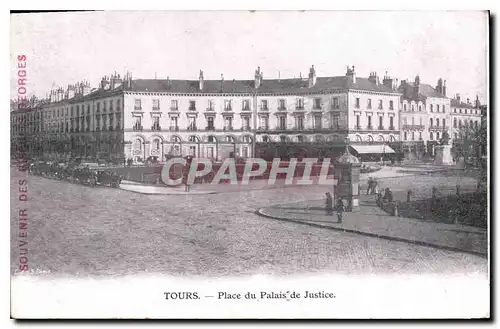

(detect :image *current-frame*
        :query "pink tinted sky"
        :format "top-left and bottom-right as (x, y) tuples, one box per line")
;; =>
(10, 11), (488, 103)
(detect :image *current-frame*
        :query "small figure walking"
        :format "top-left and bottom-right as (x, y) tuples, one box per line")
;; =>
(366, 177), (373, 195)
(336, 198), (345, 223)
(325, 192), (333, 215)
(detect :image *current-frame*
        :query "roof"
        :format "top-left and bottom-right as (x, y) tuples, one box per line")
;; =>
(350, 144), (395, 154)
(129, 76), (399, 94)
(398, 82), (447, 101)
(450, 99), (476, 109)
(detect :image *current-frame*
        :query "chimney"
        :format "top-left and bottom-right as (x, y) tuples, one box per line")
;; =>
(467, 98), (471, 105)
(254, 66), (262, 88)
(443, 80), (447, 96)
(166, 76), (171, 89)
(308, 65), (317, 88)
(199, 70), (204, 91)
(456, 93), (461, 103)
(82, 81), (91, 96)
(220, 73), (224, 91)
(414, 75), (420, 97)
(382, 72), (396, 90)
(67, 84), (75, 99)
(436, 78), (443, 94)
(346, 65), (356, 85)
(369, 71), (379, 85)
(475, 95), (481, 109)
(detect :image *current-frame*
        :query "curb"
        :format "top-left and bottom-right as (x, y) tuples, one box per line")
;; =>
(256, 208), (487, 258)
(119, 186), (219, 196)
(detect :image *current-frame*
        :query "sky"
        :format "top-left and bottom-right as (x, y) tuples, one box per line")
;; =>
(10, 11), (488, 103)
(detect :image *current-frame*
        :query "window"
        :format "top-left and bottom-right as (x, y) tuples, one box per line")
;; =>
(404, 132), (407, 140)
(356, 115), (360, 128)
(442, 118), (445, 127)
(261, 100), (268, 110)
(378, 100), (383, 109)
(152, 117), (160, 131)
(225, 100), (232, 111)
(153, 99), (160, 110)
(379, 116), (383, 128)
(459, 120), (462, 128)
(459, 109), (462, 114)
(332, 97), (339, 109)
(411, 117), (415, 125)
(313, 115), (322, 129)
(134, 99), (141, 109)
(262, 136), (269, 143)
(454, 118), (457, 128)
(436, 119), (439, 127)
(242, 117), (250, 130)
(355, 98), (360, 108)
(153, 139), (160, 150)
(242, 100), (250, 110)
(171, 100), (178, 110)
(418, 105), (422, 111)
(109, 101), (113, 112)
(367, 99), (372, 109)
(103, 101), (107, 112)
(297, 98), (304, 109)
(430, 132), (433, 140)
(279, 99), (286, 110)
(260, 116), (268, 129)
(389, 116), (394, 128)
(116, 100), (120, 111)
(411, 104), (414, 111)
(430, 118), (433, 127)
(411, 132), (415, 141)
(436, 132), (440, 140)
(170, 117), (178, 129)
(367, 116), (372, 128)
(279, 116), (286, 130)
(430, 104), (433, 112)
(208, 100), (214, 110)
(404, 103), (407, 111)
(437, 105), (440, 112)
(134, 138), (142, 150)
(330, 114), (339, 129)
(442, 105), (445, 113)
(419, 118), (423, 126)
(207, 117), (214, 130)
(207, 147), (214, 158)
(389, 100), (394, 110)
(419, 131), (422, 140)
(188, 117), (197, 131)
(189, 101), (196, 110)
(296, 116), (304, 130)
(313, 98), (321, 109)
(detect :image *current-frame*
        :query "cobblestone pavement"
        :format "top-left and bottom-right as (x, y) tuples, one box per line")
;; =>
(11, 169), (487, 279)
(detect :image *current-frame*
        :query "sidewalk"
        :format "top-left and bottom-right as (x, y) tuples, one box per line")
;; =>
(120, 182), (218, 195)
(257, 195), (487, 256)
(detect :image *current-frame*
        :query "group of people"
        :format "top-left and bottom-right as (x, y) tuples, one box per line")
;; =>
(366, 177), (379, 195)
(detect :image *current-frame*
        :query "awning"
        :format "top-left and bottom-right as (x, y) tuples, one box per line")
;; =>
(350, 144), (395, 154)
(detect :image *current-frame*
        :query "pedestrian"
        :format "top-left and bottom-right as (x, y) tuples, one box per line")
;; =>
(325, 192), (333, 215)
(336, 198), (345, 223)
(366, 177), (373, 195)
(372, 179), (379, 195)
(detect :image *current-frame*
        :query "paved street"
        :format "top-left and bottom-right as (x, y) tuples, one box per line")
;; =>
(11, 168), (487, 278)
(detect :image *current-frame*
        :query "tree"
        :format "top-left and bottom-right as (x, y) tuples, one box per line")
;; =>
(456, 123), (487, 159)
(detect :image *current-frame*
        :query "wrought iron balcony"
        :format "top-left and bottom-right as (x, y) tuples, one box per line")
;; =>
(169, 107), (179, 112)
(259, 106), (269, 111)
(151, 125), (162, 131)
(205, 126), (215, 131)
(378, 126), (384, 130)
(402, 124), (424, 130)
(223, 126), (234, 131)
(169, 126), (179, 132)
(187, 126), (198, 131)
(152, 106), (161, 112)
(132, 125), (143, 132)
(133, 106), (142, 111)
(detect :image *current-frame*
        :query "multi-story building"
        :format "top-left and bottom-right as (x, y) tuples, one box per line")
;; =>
(398, 76), (451, 156)
(11, 66), (404, 163)
(449, 94), (483, 157)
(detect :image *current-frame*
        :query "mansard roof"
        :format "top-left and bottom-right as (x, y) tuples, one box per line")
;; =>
(129, 76), (399, 94)
(450, 98), (476, 109)
(398, 82), (448, 101)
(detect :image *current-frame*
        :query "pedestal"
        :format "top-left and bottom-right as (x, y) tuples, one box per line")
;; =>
(434, 145), (453, 165)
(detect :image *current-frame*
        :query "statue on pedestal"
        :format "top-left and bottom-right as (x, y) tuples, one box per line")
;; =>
(439, 131), (450, 145)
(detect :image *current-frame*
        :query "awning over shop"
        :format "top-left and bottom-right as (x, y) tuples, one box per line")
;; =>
(350, 144), (395, 154)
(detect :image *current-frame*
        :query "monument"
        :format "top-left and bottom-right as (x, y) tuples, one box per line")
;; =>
(434, 131), (453, 165)
(333, 141), (361, 212)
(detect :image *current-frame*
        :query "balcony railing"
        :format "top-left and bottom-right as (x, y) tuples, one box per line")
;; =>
(133, 106), (142, 111)
(389, 126), (395, 130)
(378, 126), (384, 130)
(224, 107), (233, 112)
(242, 126), (251, 131)
(188, 107), (197, 111)
(206, 107), (215, 112)
(366, 125), (373, 130)
(152, 107), (161, 111)
(353, 125), (362, 130)
(169, 126), (179, 132)
(258, 126), (269, 130)
(295, 106), (305, 110)
(277, 106), (287, 111)
(151, 125), (162, 131)
(259, 106), (269, 111)
(402, 124), (424, 130)
(223, 126), (234, 131)
(187, 126), (197, 131)
(428, 126), (448, 132)
(296, 125), (305, 130)
(169, 107), (179, 112)
(242, 107), (251, 111)
(132, 125), (143, 132)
